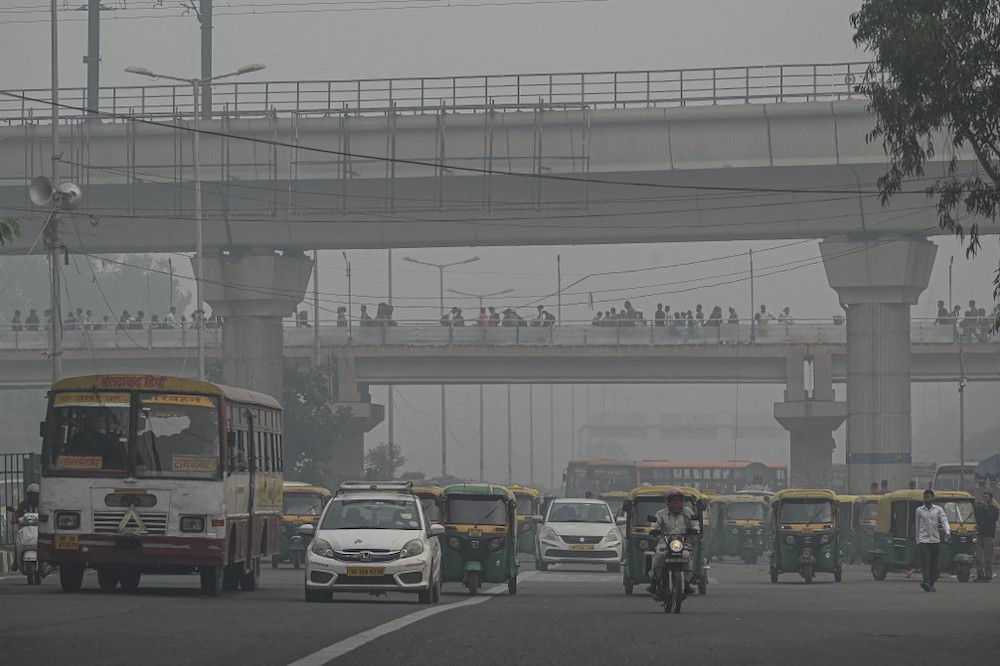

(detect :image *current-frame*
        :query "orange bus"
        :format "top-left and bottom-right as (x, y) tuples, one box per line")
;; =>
(637, 460), (786, 494)
(563, 460), (639, 497)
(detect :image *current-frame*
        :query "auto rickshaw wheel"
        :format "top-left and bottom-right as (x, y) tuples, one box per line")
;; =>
(466, 571), (480, 595)
(834, 569), (843, 583)
(802, 564), (813, 584)
(870, 558), (887, 581)
(507, 576), (518, 595)
(769, 567), (778, 583)
(957, 565), (971, 583)
(698, 575), (707, 595)
(623, 576), (634, 595)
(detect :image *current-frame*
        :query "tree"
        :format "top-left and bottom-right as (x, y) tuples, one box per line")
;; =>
(283, 361), (350, 488)
(851, 1), (1000, 322)
(364, 443), (407, 481)
(0, 218), (20, 246)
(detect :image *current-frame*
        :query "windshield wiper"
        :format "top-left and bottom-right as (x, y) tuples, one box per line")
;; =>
(472, 502), (504, 531)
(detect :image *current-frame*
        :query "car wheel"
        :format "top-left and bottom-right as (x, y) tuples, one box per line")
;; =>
(431, 573), (442, 603)
(623, 576), (633, 596)
(536, 560), (548, 572)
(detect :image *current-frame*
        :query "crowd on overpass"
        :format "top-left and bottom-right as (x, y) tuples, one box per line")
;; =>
(7, 306), (221, 333)
(934, 300), (999, 343)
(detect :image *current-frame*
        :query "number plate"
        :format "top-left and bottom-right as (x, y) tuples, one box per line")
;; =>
(55, 534), (79, 550)
(467, 529), (483, 538)
(568, 544), (594, 552)
(345, 567), (384, 576)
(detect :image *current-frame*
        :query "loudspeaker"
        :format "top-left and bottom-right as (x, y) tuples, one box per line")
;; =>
(57, 182), (83, 210)
(29, 176), (55, 206)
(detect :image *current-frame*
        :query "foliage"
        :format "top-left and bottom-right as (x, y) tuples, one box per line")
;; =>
(851, 0), (1000, 319)
(0, 218), (21, 246)
(283, 361), (349, 488)
(364, 442), (407, 481)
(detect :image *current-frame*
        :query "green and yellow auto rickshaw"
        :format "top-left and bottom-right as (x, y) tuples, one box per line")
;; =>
(835, 494), (860, 564)
(412, 485), (443, 523)
(769, 489), (842, 584)
(508, 485), (543, 554)
(708, 494), (768, 564)
(869, 490), (977, 583)
(273, 482), (332, 568)
(621, 486), (709, 596)
(854, 495), (879, 563)
(440, 483), (520, 595)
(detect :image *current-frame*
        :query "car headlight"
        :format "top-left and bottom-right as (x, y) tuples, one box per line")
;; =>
(541, 527), (558, 541)
(819, 534), (831, 545)
(605, 529), (621, 543)
(638, 538), (651, 551)
(311, 537), (335, 559)
(785, 535), (795, 545)
(55, 511), (80, 530)
(400, 539), (425, 558)
(668, 538), (684, 554)
(180, 516), (205, 533)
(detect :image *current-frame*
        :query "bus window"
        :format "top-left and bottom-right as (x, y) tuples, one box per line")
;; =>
(48, 393), (130, 472)
(135, 394), (221, 478)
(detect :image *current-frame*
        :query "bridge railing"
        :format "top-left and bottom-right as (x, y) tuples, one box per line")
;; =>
(0, 62), (876, 124)
(0, 318), (991, 352)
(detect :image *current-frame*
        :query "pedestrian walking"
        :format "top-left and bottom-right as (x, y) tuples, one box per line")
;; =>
(914, 489), (951, 592)
(973, 491), (998, 582)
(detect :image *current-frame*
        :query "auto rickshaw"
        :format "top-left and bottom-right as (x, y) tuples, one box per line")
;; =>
(769, 489), (842, 584)
(508, 485), (543, 554)
(621, 485), (709, 596)
(440, 483), (520, 595)
(598, 490), (629, 519)
(869, 489), (977, 582)
(273, 481), (332, 568)
(835, 495), (860, 564)
(708, 494), (768, 564)
(412, 485), (443, 522)
(854, 495), (879, 563)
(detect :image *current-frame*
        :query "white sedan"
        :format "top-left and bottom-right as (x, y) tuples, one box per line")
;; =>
(535, 498), (622, 572)
(301, 486), (444, 603)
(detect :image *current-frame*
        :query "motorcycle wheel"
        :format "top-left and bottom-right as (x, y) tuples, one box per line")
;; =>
(698, 574), (707, 595)
(770, 567), (778, 583)
(97, 568), (120, 592)
(24, 561), (37, 586)
(59, 564), (85, 592)
(671, 570), (684, 613)
(623, 576), (633, 596)
(466, 571), (480, 596)
(802, 564), (813, 584)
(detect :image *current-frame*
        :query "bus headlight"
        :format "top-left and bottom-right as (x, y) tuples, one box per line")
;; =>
(180, 516), (206, 533)
(55, 511), (80, 530)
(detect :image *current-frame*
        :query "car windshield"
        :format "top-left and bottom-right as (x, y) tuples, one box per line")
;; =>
(727, 502), (764, 521)
(283, 492), (325, 516)
(445, 497), (508, 525)
(135, 394), (221, 479)
(940, 499), (975, 524)
(46, 392), (131, 473)
(548, 502), (612, 523)
(321, 498), (422, 530)
(515, 497), (537, 516)
(778, 500), (833, 524)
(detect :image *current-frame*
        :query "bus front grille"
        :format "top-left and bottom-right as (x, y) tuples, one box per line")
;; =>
(93, 511), (169, 535)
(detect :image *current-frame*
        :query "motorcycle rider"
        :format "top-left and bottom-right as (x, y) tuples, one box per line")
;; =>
(11, 483), (40, 572)
(646, 487), (697, 597)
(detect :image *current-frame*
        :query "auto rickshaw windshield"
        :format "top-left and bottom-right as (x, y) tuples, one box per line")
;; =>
(727, 502), (764, 521)
(941, 499), (976, 524)
(515, 497), (536, 515)
(632, 496), (695, 524)
(447, 497), (508, 525)
(283, 492), (325, 516)
(778, 500), (833, 524)
(861, 501), (878, 522)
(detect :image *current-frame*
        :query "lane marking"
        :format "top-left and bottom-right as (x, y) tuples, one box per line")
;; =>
(287, 571), (537, 666)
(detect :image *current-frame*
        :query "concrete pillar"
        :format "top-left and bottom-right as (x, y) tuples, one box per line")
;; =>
(819, 235), (936, 493)
(331, 349), (385, 484)
(197, 250), (313, 400)
(774, 352), (847, 488)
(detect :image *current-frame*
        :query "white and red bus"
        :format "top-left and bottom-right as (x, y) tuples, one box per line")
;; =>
(37, 374), (283, 596)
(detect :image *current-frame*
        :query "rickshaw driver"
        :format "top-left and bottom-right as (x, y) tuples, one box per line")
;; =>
(646, 487), (698, 597)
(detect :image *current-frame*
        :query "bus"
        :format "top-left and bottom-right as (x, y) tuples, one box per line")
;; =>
(37, 374), (283, 596)
(932, 463), (993, 494)
(636, 460), (787, 494)
(563, 460), (639, 497)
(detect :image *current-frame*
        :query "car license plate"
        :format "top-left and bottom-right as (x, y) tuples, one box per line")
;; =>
(568, 544), (594, 552)
(345, 567), (384, 576)
(55, 534), (79, 550)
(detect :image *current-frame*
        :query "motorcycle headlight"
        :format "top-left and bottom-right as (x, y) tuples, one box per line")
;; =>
(400, 539), (425, 558)
(819, 534), (831, 545)
(785, 535), (795, 545)
(731, 527), (740, 535)
(55, 511), (80, 530)
(541, 527), (558, 541)
(605, 529), (621, 543)
(310, 537), (335, 559)
(638, 538), (651, 551)
(668, 538), (685, 554)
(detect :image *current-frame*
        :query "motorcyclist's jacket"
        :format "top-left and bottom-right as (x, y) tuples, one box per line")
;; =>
(14, 498), (39, 521)
(652, 506), (696, 545)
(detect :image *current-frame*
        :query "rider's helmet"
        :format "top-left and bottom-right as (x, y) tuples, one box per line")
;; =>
(665, 487), (685, 511)
(26, 482), (40, 500)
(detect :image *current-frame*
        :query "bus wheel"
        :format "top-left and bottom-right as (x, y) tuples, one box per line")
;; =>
(222, 564), (241, 591)
(119, 567), (141, 593)
(97, 568), (120, 592)
(59, 564), (85, 592)
(201, 565), (224, 597)
(240, 557), (261, 591)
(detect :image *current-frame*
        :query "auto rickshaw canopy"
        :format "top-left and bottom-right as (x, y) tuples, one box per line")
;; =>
(872, 489), (974, 532)
(441, 483), (516, 502)
(507, 484), (543, 501)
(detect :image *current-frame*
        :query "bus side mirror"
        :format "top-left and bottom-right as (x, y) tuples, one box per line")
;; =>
(39, 421), (45, 438)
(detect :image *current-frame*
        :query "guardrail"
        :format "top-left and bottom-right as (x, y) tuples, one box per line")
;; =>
(0, 62), (876, 124)
(0, 319), (993, 351)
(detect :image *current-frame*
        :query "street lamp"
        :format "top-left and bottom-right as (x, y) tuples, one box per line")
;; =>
(446, 286), (514, 481)
(401, 255), (479, 478)
(125, 63), (266, 380)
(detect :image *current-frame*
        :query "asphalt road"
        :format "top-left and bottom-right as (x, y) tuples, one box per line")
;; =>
(1, 558), (998, 666)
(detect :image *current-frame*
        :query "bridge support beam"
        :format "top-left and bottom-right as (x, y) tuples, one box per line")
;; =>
(330, 350), (385, 484)
(820, 235), (936, 493)
(774, 352), (847, 488)
(198, 250), (313, 400)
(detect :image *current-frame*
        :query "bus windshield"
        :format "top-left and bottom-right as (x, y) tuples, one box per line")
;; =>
(933, 466), (977, 491)
(47, 392), (131, 473)
(135, 394), (221, 479)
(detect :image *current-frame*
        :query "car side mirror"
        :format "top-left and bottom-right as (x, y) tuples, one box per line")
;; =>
(531, 514), (544, 523)
(646, 514), (657, 523)
(616, 516), (626, 526)
(296, 524), (315, 537)
(429, 524), (445, 537)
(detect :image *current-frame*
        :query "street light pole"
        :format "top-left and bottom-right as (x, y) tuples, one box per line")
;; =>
(49, 0), (62, 383)
(125, 63), (265, 381)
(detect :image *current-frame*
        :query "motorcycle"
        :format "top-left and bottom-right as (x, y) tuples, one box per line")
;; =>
(7, 509), (46, 585)
(649, 524), (699, 614)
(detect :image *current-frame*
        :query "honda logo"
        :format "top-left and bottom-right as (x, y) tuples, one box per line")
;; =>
(360, 551), (372, 562)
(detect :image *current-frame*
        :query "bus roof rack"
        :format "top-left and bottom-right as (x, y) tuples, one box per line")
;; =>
(338, 480), (413, 494)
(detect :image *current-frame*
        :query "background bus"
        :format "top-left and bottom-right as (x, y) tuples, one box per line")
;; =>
(38, 374), (283, 596)
(563, 460), (639, 497)
(932, 463), (995, 494)
(637, 460), (787, 494)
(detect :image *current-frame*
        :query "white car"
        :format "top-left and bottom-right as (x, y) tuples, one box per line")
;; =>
(301, 482), (444, 603)
(535, 498), (622, 572)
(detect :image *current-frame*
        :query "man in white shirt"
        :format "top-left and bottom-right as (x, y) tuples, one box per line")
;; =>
(913, 489), (951, 592)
